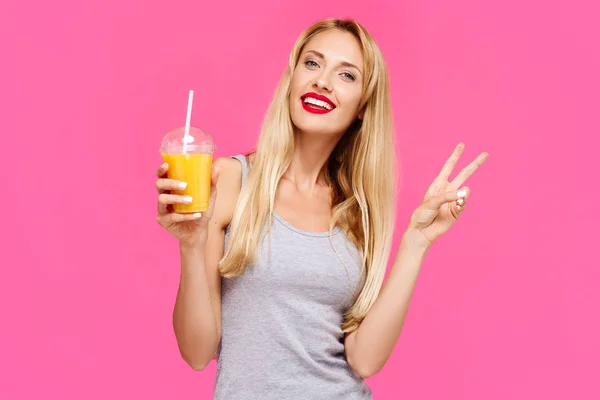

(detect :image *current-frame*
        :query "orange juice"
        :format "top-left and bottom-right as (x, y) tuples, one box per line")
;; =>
(161, 153), (212, 213)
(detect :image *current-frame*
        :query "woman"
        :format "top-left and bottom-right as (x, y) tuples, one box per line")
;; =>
(155, 18), (488, 399)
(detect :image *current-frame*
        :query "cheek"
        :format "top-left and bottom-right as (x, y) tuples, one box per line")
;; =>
(290, 75), (299, 93)
(290, 68), (307, 92)
(339, 88), (363, 114)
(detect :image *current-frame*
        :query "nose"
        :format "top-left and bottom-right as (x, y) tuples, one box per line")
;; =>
(312, 71), (332, 92)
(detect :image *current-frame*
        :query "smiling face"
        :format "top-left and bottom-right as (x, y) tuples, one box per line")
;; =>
(289, 29), (365, 137)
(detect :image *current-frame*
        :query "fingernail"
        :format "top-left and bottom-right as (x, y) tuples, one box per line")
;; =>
(457, 189), (467, 198)
(457, 198), (464, 205)
(192, 213), (202, 218)
(456, 205), (462, 210)
(162, 163), (168, 168)
(178, 182), (187, 189)
(183, 196), (193, 203)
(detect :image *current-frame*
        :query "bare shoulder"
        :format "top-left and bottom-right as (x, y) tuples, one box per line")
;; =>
(211, 156), (243, 230)
(204, 156), (244, 354)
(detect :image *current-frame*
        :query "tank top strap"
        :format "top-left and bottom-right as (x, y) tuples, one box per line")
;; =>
(230, 154), (250, 187)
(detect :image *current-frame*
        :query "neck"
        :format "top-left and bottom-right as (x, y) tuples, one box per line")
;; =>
(283, 130), (341, 191)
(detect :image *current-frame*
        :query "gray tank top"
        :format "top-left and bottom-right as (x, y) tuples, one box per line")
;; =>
(214, 154), (372, 399)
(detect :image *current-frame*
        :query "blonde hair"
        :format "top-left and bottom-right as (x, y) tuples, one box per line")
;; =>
(219, 18), (397, 334)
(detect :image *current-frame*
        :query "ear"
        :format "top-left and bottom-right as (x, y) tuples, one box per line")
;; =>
(358, 109), (365, 120)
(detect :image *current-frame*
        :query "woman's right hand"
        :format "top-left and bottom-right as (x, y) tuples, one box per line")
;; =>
(155, 162), (221, 246)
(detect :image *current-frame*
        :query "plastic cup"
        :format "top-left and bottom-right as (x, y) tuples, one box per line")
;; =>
(159, 126), (216, 213)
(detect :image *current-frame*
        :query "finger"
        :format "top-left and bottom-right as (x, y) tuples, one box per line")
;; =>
(451, 152), (489, 188)
(452, 202), (467, 219)
(157, 212), (202, 224)
(425, 187), (470, 210)
(156, 179), (188, 193)
(158, 201), (168, 215)
(157, 193), (191, 216)
(156, 163), (169, 178)
(438, 143), (465, 181)
(158, 193), (193, 205)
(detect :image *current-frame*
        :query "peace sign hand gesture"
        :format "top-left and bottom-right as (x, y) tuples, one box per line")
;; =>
(408, 143), (489, 246)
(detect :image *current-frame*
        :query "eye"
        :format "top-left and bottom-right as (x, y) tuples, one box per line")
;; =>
(305, 60), (319, 69)
(341, 72), (356, 82)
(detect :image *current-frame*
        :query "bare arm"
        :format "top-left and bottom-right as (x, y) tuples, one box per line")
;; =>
(173, 240), (218, 370)
(171, 157), (242, 370)
(345, 144), (485, 378)
(344, 229), (431, 378)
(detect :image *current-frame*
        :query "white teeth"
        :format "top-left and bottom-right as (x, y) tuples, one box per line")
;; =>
(303, 97), (333, 110)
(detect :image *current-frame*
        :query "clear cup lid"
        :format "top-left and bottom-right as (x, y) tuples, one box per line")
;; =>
(159, 126), (215, 154)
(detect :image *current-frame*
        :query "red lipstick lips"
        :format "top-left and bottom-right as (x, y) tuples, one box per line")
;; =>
(301, 92), (336, 114)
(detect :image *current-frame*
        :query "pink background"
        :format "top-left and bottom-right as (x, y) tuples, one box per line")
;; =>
(1, 0), (598, 399)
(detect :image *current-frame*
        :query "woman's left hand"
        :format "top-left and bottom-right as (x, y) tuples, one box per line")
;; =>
(408, 143), (489, 245)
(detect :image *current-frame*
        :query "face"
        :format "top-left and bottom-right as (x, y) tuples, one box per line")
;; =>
(289, 29), (364, 137)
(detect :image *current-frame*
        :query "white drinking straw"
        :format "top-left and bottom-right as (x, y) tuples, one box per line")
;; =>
(183, 89), (194, 153)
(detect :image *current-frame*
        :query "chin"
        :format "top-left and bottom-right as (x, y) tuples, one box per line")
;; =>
(292, 120), (339, 137)
(291, 108), (342, 137)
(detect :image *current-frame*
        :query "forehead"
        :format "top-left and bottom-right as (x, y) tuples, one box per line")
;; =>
(302, 29), (364, 72)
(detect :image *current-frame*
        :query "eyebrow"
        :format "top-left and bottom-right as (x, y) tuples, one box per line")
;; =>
(304, 50), (362, 75)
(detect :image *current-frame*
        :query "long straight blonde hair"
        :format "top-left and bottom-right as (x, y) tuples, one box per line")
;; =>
(219, 18), (397, 334)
